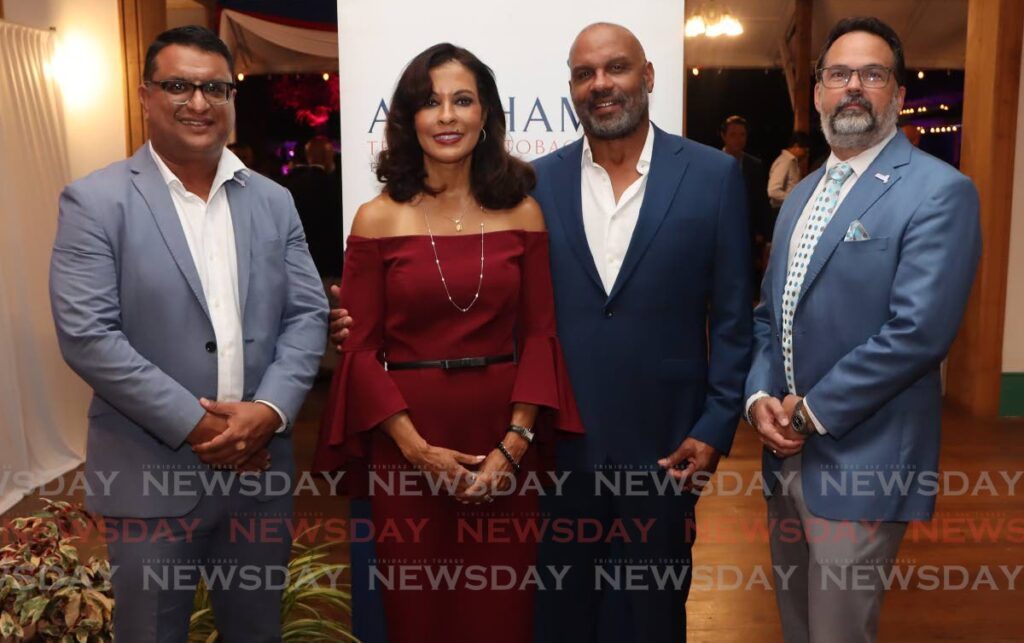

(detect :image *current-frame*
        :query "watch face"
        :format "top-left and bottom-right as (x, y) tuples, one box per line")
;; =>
(793, 410), (806, 432)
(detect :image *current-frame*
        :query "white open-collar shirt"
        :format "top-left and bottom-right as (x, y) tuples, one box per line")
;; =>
(580, 122), (655, 294)
(149, 142), (286, 429)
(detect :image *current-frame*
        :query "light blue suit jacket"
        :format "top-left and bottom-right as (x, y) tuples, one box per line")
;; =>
(50, 145), (328, 518)
(746, 132), (981, 521)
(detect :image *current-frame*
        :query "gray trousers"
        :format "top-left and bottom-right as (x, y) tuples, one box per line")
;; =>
(104, 485), (293, 643)
(768, 453), (907, 643)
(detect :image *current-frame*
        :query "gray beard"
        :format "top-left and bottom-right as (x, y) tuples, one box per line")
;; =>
(822, 92), (900, 151)
(580, 86), (649, 140)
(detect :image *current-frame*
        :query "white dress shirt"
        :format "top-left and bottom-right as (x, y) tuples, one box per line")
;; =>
(748, 128), (897, 434)
(767, 149), (801, 208)
(580, 123), (654, 293)
(149, 143), (286, 430)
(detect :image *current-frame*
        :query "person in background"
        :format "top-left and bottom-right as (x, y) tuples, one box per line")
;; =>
(721, 114), (772, 287)
(283, 136), (343, 278)
(283, 135), (344, 374)
(767, 131), (811, 231)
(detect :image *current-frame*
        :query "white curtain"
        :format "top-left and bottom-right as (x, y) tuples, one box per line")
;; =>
(220, 9), (338, 74)
(0, 20), (89, 515)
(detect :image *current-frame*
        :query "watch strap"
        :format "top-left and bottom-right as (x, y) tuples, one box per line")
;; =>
(508, 424), (534, 444)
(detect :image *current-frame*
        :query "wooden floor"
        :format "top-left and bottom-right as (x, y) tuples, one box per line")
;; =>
(5, 384), (1023, 642)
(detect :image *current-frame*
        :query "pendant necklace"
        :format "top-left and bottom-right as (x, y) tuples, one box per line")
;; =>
(423, 204), (485, 313)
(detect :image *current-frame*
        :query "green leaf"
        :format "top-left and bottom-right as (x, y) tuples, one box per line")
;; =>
(20, 594), (51, 625)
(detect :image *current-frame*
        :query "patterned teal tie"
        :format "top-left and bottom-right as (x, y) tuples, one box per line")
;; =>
(781, 162), (854, 394)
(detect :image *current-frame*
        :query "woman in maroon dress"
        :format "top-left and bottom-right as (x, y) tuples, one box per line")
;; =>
(314, 43), (583, 642)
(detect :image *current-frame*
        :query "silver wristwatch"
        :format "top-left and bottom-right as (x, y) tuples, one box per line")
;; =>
(507, 424), (535, 444)
(791, 400), (815, 437)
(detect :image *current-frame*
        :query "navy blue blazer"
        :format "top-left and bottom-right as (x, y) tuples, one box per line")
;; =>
(532, 125), (753, 470)
(746, 132), (981, 521)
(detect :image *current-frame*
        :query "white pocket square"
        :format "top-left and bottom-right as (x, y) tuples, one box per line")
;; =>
(844, 220), (871, 241)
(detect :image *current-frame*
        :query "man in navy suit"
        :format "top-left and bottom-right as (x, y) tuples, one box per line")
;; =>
(330, 22), (751, 641)
(529, 23), (752, 642)
(745, 17), (981, 643)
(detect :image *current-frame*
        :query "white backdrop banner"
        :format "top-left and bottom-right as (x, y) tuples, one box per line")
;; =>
(337, 0), (685, 234)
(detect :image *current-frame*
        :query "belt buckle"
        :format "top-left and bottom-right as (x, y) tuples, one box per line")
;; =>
(441, 357), (484, 369)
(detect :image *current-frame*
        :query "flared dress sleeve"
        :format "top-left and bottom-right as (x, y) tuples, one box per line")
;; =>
(314, 236), (408, 472)
(509, 231), (584, 443)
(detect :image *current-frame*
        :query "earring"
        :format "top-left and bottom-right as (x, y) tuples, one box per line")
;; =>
(478, 128), (488, 144)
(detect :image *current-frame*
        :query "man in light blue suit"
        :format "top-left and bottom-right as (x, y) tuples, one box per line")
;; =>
(745, 17), (981, 643)
(49, 26), (327, 642)
(531, 23), (752, 642)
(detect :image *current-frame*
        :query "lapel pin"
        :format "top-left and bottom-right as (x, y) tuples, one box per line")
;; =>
(874, 173), (890, 183)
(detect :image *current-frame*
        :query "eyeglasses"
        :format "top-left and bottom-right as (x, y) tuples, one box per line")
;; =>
(144, 79), (236, 105)
(817, 65), (894, 89)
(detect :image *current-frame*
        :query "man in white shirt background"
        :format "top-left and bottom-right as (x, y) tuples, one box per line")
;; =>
(745, 16), (981, 643)
(49, 26), (327, 642)
(767, 130), (811, 211)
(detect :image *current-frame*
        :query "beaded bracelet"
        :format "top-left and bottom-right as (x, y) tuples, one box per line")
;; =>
(495, 441), (521, 474)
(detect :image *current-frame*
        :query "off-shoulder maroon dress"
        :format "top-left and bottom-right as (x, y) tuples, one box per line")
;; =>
(314, 230), (583, 643)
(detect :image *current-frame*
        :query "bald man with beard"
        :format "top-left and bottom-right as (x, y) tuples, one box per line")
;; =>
(528, 23), (752, 642)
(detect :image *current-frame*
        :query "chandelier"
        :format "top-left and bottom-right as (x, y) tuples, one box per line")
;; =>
(685, 0), (744, 38)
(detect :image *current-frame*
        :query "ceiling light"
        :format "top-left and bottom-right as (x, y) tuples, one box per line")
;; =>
(685, 1), (743, 39)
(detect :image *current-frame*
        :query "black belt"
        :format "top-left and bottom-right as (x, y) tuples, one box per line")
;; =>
(386, 353), (515, 371)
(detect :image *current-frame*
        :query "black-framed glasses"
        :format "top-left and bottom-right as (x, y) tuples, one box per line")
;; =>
(144, 79), (236, 105)
(817, 65), (894, 89)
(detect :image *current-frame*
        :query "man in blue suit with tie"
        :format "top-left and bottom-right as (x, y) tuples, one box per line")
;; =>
(50, 26), (327, 641)
(530, 22), (752, 642)
(745, 17), (981, 643)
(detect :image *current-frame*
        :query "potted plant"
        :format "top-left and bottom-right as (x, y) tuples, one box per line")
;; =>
(0, 499), (114, 641)
(188, 526), (355, 642)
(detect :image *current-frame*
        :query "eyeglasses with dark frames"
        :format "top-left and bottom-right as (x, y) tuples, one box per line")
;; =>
(816, 65), (894, 89)
(144, 79), (236, 105)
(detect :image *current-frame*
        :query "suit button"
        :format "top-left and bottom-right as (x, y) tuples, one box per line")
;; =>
(205, 341), (217, 353)
(604, 309), (613, 318)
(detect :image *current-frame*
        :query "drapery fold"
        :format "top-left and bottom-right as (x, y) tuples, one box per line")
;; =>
(0, 21), (89, 515)
(219, 9), (338, 74)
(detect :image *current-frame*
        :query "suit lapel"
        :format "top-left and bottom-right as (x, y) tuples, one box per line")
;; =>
(129, 147), (210, 321)
(549, 139), (605, 294)
(225, 177), (253, 315)
(606, 126), (688, 304)
(772, 168), (822, 322)
(797, 135), (910, 302)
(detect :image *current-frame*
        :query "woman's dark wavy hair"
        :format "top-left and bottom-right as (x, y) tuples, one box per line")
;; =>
(375, 43), (535, 210)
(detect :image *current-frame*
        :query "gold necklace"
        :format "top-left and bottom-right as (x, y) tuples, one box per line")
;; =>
(423, 210), (485, 313)
(433, 197), (474, 232)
